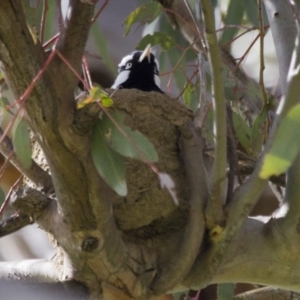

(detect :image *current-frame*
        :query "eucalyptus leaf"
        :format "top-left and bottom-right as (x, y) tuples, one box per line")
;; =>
(250, 105), (268, 157)
(232, 111), (251, 152)
(91, 119), (127, 196)
(183, 82), (200, 113)
(123, 2), (163, 36)
(260, 104), (300, 179)
(101, 111), (158, 163)
(136, 32), (176, 51)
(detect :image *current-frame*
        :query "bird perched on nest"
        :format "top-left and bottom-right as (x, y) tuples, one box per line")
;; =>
(111, 44), (163, 93)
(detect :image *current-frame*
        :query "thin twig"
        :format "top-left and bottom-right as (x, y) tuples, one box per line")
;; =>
(258, 0), (268, 106)
(91, 0), (109, 24)
(56, 49), (90, 90)
(82, 56), (93, 89)
(39, 0), (49, 44)
(233, 33), (260, 73)
(226, 106), (239, 203)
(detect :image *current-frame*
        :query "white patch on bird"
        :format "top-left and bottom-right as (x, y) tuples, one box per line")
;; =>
(154, 58), (160, 87)
(158, 172), (179, 205)
(154, 58), (160, 72)
(118, 54), (134, 68)
(154, 74), (161, 88)
(111, 70), (130, 89)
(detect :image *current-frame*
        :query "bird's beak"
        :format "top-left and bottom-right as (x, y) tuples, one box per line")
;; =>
(138, 44), (152, 63)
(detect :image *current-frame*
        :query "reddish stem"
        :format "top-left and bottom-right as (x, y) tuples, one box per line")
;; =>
(40, 0), (49, 44)
(91, 0), (110, 24)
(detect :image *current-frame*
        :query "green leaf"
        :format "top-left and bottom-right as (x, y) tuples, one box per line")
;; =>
(136, 32), (176, 51)
(101, 95), (113, 108)
(260, 104), (300, 179)
(183, 82), (199, 113)
(91, 119), (127, 196)
(250, 105), (268, 157)
(220, 0), (245, 47)
(217, 283), (235, 300)
(123, 2), (163, 36)
(12, 117), (32, 169)
(232, 111), (251, 152)
(77, 87), (113, 109)
(101, 111), (158, 163)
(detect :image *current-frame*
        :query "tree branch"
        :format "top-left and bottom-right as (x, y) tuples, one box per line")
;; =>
(150, 124), (207, 295)
(183, 5), (300, 287)
(0, 212), (33, 238)
(278, 33), (300, 227)
(55, 0), (95, 113)
(263, 4), (300, 230)
(234, 287), (300, 300)
(263, 0), (297, 94)
(0, 279), (89, 299)
(0, 260), (61, 282)
(200, 0), (227, 229)
(183, 217), (300, 291)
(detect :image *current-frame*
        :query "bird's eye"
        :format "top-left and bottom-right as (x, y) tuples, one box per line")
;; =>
(125, 62), (132, 69)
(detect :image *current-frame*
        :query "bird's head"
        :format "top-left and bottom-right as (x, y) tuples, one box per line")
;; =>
(111, 44), (162, 93)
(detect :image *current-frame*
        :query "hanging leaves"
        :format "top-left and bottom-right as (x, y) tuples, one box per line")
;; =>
(183, 81), (200, 113)
(136, 32), (176, 51)
(91, 119), (127, 197)
(123, 2), (163, 36)
(91, 110), (159, 196)
(100, 111), (158, 163)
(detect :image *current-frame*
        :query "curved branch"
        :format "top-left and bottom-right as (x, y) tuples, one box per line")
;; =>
(263, 0), (297, 94)
(183, 217), (300, 291)
(182, 7), (300, 287)
(150, 124), (207, 295)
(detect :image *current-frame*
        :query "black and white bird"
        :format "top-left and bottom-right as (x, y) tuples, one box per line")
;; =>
(111, 44), (163, 93)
